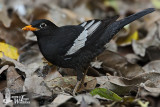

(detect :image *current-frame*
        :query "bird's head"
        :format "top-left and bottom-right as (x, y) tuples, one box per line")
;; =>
(22, 19), (58, 36)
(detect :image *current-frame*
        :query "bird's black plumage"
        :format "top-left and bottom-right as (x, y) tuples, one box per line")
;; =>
(22, 8), (155, 93)
(31, 16), (120, 80)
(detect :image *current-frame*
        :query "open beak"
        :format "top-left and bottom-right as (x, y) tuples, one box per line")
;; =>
(22, 25), (39, 31)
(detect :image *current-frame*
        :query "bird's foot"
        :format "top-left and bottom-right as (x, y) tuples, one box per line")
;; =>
(72, 80), (84, 96)
(73, 67), (88, 96)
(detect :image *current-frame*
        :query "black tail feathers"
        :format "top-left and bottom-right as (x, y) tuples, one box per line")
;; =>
(101, 8), (155, 43)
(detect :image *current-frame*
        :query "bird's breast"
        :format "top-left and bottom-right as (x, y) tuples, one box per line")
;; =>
(37, 37), (71, 67)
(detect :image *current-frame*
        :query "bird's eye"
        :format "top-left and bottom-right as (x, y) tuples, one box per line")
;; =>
(40, 23), (47, 28)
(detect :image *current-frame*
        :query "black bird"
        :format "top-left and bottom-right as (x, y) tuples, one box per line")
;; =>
(22, 8), (155, 95)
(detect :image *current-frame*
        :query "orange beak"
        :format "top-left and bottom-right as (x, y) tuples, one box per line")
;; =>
(22, 25), (39, 31)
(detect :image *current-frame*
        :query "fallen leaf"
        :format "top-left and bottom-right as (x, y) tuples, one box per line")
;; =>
(7, 66), (24, 94)
(0, 80), (7, 92)
(143, 60), (160, 73)
(132, 22), (160, 57)
(75, 94), (100, 106)
(0, 42), (19, 59)
(97, 50), (144, 78)
(24, 75), (52, 96)
(125, 53), (141, 64)
(152, 0), (160, 9)
(0, 6), (11, 27)
(0, 65), (9, 74)
(0, 55), (37, 77)
(46, 76), (96, 94)
(52, 94), (72, 106)
(104, 40), (118, 52)
(0, 13), (27, 48)
(137, 100), (149, 107)
(90, 61), (102, 69)
(107, 72), (160, 95)
(44, 67), (62, 81)
(132, 40), (146, 57)
(104, 0), (118, 11)
(0, 93), (4, 107)
(140, 82), (160, 93)
(117, 31), (139, 46)
(145, 46), (160, 61)
(90, 88), (122, 101)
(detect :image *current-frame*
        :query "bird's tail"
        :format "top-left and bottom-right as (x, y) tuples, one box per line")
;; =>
(101, 8), (155, 43)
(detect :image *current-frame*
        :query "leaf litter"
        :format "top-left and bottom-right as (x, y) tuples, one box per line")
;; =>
(0, 0), (160, 107)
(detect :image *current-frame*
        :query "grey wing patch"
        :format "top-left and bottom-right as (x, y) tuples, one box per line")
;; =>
(87, 21), (101, 35)
(81, 22), (87, 27)
(85, 20), (95, 29)
(65, 29), (88, 55)
(81, 20), (101, 36)
(65, 20), (101, 55)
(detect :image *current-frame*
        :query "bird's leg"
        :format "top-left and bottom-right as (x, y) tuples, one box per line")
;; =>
(73, 69), (83, 96)
(73, 67), (89, 96)
(73, 80), (81, 96)
(80, 67), (89, 88)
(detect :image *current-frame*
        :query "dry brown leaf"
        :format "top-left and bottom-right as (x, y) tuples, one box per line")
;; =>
(97, 50), (144, 78)
(98, 75), (137, 95)
(46, 76), (96, 94)
(107, 72), (160, 94)
(117, 0), (153, 16)
(143, 60), (160, 73)
(49, 6), (79, 26)
(0, 80), (7, 92)
(1, 55), (36, 77)
(108, 72), (160, 86)
(19, 50), (42, 65)
(45, 69), (62, 81)
(0, 6), (11, 27)
(52, 94), (72, 106)
(18, 49), (46, 75)
(24, 75), (52, 96)
(59, 67), (100, 77)
(25, 32), (37, 41)
(73, 3), (93, 19)
(132, 40), (146, 57)
(125, 53), (141, 64)
(104, 40), (118, 52)
(96, 76), (109, 86)
(95, 71), (160, 95)
(144, 11), (160, 27)
(0, 93), (4, 107)
(29, 100), (39, 107)
(0, 65), (9, 74)
(59, 68), (77, 77)
(7, 66), (24, 94)
(146, 46), (160, 61)
(132, 22), (160, 57)
(140, 82), (160, 93)
(0, 13), (27, 48)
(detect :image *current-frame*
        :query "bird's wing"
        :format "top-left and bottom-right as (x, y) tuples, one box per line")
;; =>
(65, 20), (102, 56)
(79, 20), (102, 36)
(84, 16), (119, 46)
(65, 8), (155, 57)
(64, 16), (119, 56)
(55, 25), (84, 56)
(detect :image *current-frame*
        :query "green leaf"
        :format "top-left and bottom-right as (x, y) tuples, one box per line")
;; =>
(137, 100), (149, 107)
(90, 88), (122, 101)
(104, 0), (118, 11)
(152, 0), (160, 9)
